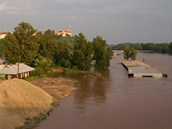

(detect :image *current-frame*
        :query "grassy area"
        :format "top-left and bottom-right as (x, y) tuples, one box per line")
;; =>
(57, 66), (101, 76)
(24, 74), (47, 81)
(26, 66), (100, 82)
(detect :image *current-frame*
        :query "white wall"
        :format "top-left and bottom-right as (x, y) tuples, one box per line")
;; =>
(0, 34), (7, 39)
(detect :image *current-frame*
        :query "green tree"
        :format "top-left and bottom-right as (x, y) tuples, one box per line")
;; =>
(3, 22), (39, 65)
(34, 56), (54, 75)
(0, 39), (5, 56)
(123, 44), (131, 60)
(73, 33), (93, 71)
(133, 43), (143, 50)
(54, 36), (74, 67)
(123, 44), (138, 60)
(130, 47), (138, 60)
(38, 29), (57, 60)
(169, 42), (172, 54)
(92, 36), (113, 71)
(144, 43), (155, 50)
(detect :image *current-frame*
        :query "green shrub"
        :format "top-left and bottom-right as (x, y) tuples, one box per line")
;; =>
(33, 56), (54, 75)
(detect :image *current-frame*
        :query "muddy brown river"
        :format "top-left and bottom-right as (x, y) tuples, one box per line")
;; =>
(37, 52), (172, 129)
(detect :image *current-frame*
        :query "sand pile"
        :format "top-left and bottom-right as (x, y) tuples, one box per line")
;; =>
(0, 78), (54, 129)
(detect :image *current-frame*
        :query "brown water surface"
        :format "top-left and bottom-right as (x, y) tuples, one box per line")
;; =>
(37, 52), (172, 129)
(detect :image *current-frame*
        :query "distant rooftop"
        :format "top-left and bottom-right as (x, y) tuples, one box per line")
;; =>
(57, 25), (72, 37)
(0, 32), (8, 35)
(0, 32), (9, 39)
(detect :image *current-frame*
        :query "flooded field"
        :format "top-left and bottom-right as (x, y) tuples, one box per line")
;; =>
(37, 52), (172, 129)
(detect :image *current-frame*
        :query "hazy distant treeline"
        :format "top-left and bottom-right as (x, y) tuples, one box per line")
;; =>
(110, 42), (172, 54)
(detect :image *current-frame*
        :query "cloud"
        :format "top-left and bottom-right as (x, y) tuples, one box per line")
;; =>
(0, 0), (172, 43)
(1, 0), (172, 15)
(0, 1), (22, 14)
(0, 2), (12, 12)
(0, 0), (42, 15)
(0, 2), (6, 11)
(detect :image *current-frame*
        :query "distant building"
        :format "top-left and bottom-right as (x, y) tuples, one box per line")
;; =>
(57, 25), (72, 37)
(0, 63), (35, 80)
(0, 32), (8, 39)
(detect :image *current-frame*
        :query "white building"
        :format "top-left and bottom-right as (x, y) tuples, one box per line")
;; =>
(0, 32), (8, 39)
(57, 25), (72, 37)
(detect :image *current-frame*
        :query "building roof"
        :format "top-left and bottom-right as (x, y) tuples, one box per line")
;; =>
(57, 25), (72, 37)
(0, 32), (11, 39)
(0, 63), (35, 75)
(0, 32), (8, 35)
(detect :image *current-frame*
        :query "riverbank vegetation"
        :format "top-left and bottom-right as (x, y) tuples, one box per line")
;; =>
(0, 22), (113, 75)
(123, 44), (138, 60)
(110, 42), (172, 55)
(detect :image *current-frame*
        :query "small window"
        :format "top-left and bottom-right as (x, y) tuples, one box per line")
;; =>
(128, 74), (134, 77)
(142, 75), (152, 77)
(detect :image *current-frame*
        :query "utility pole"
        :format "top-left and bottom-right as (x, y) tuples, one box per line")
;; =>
(17, 63), (19, 78)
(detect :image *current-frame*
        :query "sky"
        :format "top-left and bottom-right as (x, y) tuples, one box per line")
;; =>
(0, 0), (172, 44)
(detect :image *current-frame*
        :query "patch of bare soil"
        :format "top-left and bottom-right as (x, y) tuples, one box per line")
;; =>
(31, 77), (77, 100)
(52, 68), (63, 74)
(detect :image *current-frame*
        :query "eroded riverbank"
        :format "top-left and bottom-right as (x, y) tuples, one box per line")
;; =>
(31, 77), (77, 100)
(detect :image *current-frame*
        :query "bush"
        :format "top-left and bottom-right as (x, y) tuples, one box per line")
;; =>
(72, 65), (78, 70)
(123, 44), (138, 60)
(64, 60), (72, 68)
(33, 56), (54, 75)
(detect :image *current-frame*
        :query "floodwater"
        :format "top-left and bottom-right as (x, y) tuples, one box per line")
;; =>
(37, 52), (172, 129)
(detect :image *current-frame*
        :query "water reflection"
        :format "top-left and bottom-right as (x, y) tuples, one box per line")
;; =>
(61, 72), (111, 109)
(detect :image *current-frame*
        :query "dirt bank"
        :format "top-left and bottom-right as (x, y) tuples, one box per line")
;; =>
(0, 79), (54, 129)
(31, 77), (77, 100)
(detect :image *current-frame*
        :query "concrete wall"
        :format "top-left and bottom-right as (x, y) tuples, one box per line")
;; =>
(134, 73), (162, 78)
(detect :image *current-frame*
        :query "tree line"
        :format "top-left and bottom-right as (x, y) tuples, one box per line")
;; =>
(110, 42), (172, 54)
(0, 22), (113, 74)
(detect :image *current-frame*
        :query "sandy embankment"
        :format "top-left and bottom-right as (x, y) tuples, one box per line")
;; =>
(0, 79), (54, 129)
(0, 77), (76, 129)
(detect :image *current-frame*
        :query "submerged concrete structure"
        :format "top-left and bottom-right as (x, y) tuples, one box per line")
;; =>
(121, 60), (167, 78)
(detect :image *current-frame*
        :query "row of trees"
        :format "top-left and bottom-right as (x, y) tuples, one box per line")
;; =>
(0, 22), (113, 74)
(110, 42), (172, 54)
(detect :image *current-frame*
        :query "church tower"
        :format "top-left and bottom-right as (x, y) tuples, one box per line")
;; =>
(57, 24), (72, 37)
(67, 24), (71, 32)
